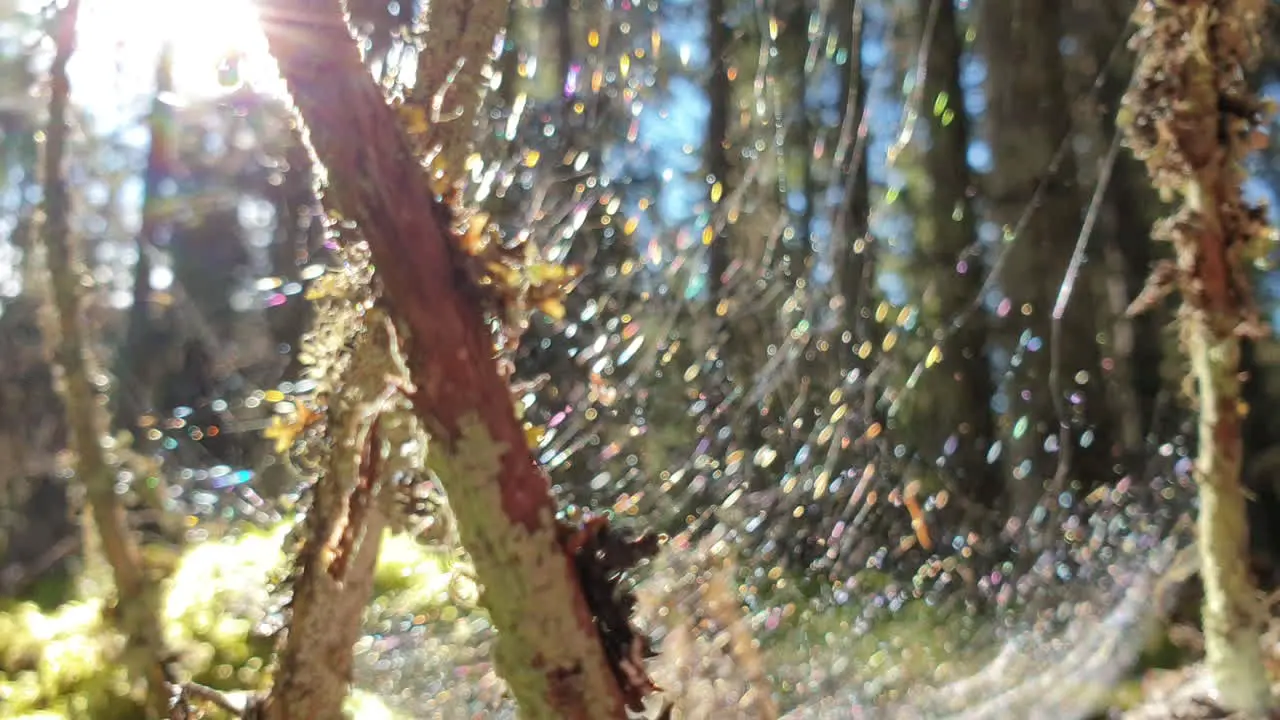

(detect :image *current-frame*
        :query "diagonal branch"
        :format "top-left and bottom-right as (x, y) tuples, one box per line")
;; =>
(252, 1), (632, 717)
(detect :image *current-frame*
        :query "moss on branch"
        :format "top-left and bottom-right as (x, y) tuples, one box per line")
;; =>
(252, 0), (635, 716)
(1120, 0), (1275, 713)
(405, 0), (509, 178)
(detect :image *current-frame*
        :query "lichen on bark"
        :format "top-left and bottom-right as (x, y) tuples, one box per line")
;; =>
(1120, 0), (1275, 713)
(259, 241), (426, 720)
(426, 414), (619, 718)
(404, 0), (508, 179)
(254, 0), (635, 716)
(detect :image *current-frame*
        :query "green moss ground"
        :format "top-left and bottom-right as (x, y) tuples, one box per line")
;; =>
(0, 524), (467, 719)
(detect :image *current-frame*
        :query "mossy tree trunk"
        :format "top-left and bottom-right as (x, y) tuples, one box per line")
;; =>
(259, 303), (397, 720)
(1121, 0), (1274, 713)
(254, 1), (636, 717)
(38, 1), (173, 715)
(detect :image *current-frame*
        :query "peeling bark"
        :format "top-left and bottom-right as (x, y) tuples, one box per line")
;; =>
(253, 1), (632, 717)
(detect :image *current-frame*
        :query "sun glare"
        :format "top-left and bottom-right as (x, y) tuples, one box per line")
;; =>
(75, 0), (284, 104)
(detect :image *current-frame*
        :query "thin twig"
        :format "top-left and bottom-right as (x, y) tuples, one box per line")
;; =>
(172, 682), (250, 718)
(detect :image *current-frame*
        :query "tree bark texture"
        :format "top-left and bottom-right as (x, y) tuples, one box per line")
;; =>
(1121, 0), (1273, 713)
(253, 2), (632, 717)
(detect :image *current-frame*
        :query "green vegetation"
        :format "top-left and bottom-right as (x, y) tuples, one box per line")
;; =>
(0, 524), (470, 719)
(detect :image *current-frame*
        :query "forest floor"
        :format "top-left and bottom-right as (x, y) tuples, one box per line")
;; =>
(1116, 664), (1280, 719)
(1115, 613), (1280, 719)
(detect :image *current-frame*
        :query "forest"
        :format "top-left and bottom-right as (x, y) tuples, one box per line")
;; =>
(3, 0), (1280, 718)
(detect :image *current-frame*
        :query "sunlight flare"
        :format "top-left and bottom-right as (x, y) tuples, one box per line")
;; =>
(75, 0), (282, 100)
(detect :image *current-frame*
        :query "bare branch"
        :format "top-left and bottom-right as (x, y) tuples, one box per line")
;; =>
(39, 1), (174, 715)
(258, 303), (398, 720)
(252, 1), (633, 716)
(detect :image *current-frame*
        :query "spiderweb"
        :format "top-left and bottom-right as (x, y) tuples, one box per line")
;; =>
(17, 0), (1214, 717)
(330, 0), (1201, 717)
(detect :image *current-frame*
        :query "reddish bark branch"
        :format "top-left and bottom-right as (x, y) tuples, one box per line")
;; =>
(253, 1), (630, 716)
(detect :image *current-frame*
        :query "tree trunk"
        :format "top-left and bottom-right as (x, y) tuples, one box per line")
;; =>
(836, 1), (871, 362)
(780, 0), (814, 282)
(260, 308), (398, 720)
(1063, 0), (1168, 467)
(896, 0), (998, 509)
(39, 1), (173, 715)
(112, 43), (174, 440)
(706, 0), (730, 303)
(254, 1), (636, 716)
(978, 0), (1115, 518)
(1121, 0), (1273, 712)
